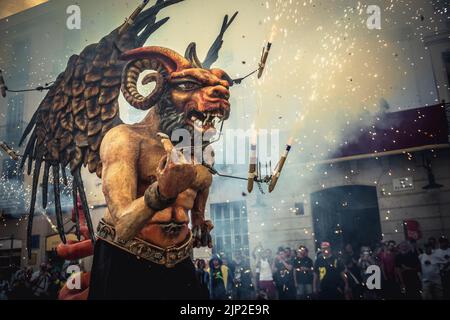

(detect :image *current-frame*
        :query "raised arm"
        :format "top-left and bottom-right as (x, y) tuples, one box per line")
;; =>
(101, 128), (197, 241)
(100, 128), (157, 241)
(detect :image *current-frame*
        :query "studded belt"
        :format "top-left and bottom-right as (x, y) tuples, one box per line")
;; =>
(96, 219), (193, 268)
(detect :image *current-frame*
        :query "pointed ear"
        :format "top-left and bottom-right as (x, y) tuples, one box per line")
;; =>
(184, 42), (203, 69)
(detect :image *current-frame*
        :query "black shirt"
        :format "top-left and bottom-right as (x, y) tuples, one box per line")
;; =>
(395, 251), (420, 270)
(234, 263), (253, 288)
(395, 251), (421, 284)
(274, 260), (295, 287)
(314, 255), (345, 290)
(293, 256), (314, 284)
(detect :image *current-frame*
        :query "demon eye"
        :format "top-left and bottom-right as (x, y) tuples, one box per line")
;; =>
(175, 81), (201, 91)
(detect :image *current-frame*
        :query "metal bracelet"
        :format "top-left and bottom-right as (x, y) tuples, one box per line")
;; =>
(144, 182), (176, 211)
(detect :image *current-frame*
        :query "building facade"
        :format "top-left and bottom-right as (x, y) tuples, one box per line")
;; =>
(208, 107), (450, 266)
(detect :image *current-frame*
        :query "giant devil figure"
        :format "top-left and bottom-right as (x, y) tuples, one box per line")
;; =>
(19, 0), (238, 299)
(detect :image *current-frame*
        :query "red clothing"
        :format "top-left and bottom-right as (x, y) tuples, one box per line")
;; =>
(258, 280), (276, 300)
(379, 251), (396, 280)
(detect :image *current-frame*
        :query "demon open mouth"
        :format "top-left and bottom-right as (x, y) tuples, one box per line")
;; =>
(185, 108), (227, 133)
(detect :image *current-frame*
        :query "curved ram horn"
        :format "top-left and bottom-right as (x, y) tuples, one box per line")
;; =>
(120, 46), (190, 110)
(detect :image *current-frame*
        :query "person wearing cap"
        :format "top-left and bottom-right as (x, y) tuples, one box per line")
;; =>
(293, 245), (314, 299)
(313, 242), (349, 300)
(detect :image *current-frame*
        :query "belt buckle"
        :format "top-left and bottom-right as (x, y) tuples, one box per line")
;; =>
(164, 246), (179, 268)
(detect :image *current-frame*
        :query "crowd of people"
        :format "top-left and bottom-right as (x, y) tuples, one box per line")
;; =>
(195, 236), (450, 300)
(0, 261), (79, 300)
(1, 236), (449, 300)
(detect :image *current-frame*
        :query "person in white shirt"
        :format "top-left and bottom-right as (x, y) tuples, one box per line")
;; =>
(434, 237), (450, 299)
(255, 249), (276, 299)
(419, 243), (443, 299)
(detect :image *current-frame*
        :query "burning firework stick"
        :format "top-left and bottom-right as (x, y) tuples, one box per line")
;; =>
(247, 145), (257, 193)
(257, 42), (272, 79)
(247, 128), (258, 193)
(118, 0), (150, 35)
(0, 141), (20, 161)
(0, 142), (19, 161)
(268, 137), (293, 193)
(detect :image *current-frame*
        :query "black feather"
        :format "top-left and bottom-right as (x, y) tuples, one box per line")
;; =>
(52, 165), (66, 243)
(137, 17), (170, 46)
(72, 179), (81, 241)
(61, 164), (68, 186)
(19, 110), (38, 147)
(135, 0), (184, 28)
(27, 136), (39, 176)
(132, 0), (184, 36)
(203, 12), (239, 69)
(74, 169), (95, 243)
(27, 153), (33, 176)
(20, 131), (36, 170)
(27, 157), (42, 259)
(42, 162), (50, 209)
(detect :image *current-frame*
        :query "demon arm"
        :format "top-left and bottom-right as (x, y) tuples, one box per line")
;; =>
(100, 127), (196, 241)
(100, 129), (151, 241)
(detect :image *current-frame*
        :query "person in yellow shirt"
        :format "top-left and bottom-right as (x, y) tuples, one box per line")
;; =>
(208, 255), (232, 300)
(313, 242), (349, 300)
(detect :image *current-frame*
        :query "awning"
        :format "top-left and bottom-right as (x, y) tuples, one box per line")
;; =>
(324, 103), (449, 163)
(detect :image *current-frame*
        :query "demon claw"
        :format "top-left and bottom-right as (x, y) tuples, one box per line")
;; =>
(192, 220), (213, 248)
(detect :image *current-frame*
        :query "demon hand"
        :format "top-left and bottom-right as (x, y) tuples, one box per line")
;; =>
(156, 133), (197, 200)
(192, 218), (214, 248)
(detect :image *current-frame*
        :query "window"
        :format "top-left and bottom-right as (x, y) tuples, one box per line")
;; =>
(31, 235), (40, 250)
(294, 202), (305, 215)
(210, 201), (249, 259)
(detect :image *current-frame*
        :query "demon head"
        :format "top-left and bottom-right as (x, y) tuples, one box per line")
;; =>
(120, 44), (232, 139)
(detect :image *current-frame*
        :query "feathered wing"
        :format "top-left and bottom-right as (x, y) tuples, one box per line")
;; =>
(19, 0), (185, 257)
(202, 12), (238, 69)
